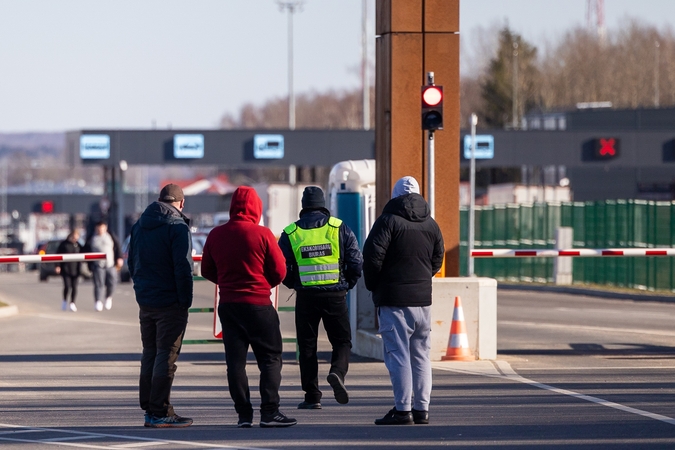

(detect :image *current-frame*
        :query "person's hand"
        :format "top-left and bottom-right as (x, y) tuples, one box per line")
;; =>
(55, 266), (61, 274)
(115, 258), (123, 270)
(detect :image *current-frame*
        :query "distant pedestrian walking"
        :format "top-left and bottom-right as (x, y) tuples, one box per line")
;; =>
(363, 176), (444, 426)
(56, 230), (81, 312)
(128, 183), (194, 428)
(201, 186), (296, 428)
(86, 221), (122, 311)
(278, 186), (363, 410)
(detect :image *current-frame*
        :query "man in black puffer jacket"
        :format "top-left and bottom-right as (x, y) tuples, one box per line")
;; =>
(128, 183), (194, 428)
(363, 176), (444, 426)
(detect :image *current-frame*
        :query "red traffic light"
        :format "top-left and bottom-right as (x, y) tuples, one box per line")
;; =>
(422, 86), (443, 106)
(421, 85), (444, 130)
(41, 200), (54, 214)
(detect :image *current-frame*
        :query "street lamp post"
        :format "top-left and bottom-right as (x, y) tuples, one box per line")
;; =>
(654, 41), (660, 108)
(512, 41), (519, 129)
(277, 1), (304, 130)
(468, 113), (477, 277)
(362, 0), (370, 130)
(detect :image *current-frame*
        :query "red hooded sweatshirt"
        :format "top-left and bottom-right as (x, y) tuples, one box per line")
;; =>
(201, 186), (286, 305)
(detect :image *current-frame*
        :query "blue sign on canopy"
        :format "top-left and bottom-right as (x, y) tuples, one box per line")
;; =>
(254, 134), (284, 159)
(174, 134), (205, 159)
(80, 135), (110, 159)
(463, 135), (494, 159)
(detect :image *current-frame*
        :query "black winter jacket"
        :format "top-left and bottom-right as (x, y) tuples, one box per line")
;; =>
(278, 208), (363, 293)
(57, 239), (81, 277)
(128, 201), (194, 309)
(362, 193), (444, 307)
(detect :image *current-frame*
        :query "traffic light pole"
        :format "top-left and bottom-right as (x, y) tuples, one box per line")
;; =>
(428, 130), (435, 218)
(427, 72), (435, 218)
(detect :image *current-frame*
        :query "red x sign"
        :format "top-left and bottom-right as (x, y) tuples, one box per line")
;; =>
(599, 138), (616, 156)
(594, 137), (619, 159)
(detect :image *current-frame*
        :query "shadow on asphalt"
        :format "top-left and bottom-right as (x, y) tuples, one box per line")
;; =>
(499, 342), (675, 357)
(0, 351), (380, 364)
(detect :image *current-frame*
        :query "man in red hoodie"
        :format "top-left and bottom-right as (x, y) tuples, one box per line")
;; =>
(201, 186), (297, 428)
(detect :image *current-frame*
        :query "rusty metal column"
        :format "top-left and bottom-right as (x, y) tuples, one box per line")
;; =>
(375, 0), (460, 276)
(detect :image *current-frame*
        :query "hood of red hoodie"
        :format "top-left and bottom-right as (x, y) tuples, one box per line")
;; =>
(229, 186), (262, 224)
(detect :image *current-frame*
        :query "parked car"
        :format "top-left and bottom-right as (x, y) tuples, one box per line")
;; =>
(37, 240), (92, 282)
(119, 234), (205, 283)
(38, 240), (61, 281)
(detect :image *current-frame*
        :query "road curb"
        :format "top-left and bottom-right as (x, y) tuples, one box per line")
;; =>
(0, 304), (18, 318)
(498, 283), (675, 303)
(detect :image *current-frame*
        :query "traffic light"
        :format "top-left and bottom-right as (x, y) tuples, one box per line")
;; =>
(421, 85), (443, 130)
(41, 200), (54, 214)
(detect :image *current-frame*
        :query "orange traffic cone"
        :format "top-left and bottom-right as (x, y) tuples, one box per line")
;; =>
(441, 296), (474, 361)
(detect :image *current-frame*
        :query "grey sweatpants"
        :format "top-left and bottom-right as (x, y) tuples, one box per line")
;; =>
(377, 305), (432, 412)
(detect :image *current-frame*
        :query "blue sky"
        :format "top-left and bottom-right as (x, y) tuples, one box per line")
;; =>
(0, 0), (672, 132)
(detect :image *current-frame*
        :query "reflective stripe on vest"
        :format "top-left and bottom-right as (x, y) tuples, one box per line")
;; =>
(284, 217), (342, 287)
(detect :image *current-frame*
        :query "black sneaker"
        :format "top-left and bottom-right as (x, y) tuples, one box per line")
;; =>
(260, 410), (297, 428)
(237, 414), (253, 428)
(374, 408), (413, 425)
(412, 408), (429, 424)
(297, 401), (322, 409)
(146, 414), (193, 428)
(326, 373), (349, 404)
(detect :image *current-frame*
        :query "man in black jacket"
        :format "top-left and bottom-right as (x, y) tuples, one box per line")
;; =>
(363, 176), (444, 426)
(278, 186), (363, 409)
(128, 183), (194, 428)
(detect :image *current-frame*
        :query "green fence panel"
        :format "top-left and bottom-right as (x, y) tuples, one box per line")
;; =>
(459, 207), (468, 276)
(462, 199), (675, 292)
(505, 204), (521, 280)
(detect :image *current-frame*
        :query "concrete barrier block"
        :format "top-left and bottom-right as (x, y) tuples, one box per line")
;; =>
(352, 277), (498, 361)
(430, 277), (497, 361)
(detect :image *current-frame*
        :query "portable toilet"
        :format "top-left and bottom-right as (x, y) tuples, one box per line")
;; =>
(328, 159), (376, 342)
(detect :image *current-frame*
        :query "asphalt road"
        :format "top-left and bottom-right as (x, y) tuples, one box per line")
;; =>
(0, 271), (674, 449)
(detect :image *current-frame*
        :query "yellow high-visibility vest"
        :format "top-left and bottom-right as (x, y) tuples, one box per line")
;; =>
(284, 217), (342, 287)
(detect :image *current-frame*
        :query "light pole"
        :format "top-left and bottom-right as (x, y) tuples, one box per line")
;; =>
(468, 113), (477, 277)
(117, 160), (127, 239)
(362, 0), (370, 130)
(277, 1), (304, 130)
(512, 41), (519, 129)
(654, 40), (660, 108)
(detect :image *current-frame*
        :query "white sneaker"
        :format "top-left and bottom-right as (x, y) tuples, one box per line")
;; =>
(69, 302), (78, 312)
(61, 300), (68, 311)
(105, 297), (113, 310)
(95, 300), (103, 312)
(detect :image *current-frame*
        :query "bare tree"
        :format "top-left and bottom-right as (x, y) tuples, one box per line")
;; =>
(220, 88), (374, 130)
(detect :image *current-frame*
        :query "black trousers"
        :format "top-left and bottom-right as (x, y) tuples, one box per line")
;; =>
(295, 291), (352, 404)
(61, 274), (79, 303)
(139, 305), (188, 417)
(218, 302), (283, 416)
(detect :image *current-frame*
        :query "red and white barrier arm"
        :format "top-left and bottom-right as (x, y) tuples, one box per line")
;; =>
(0, 253), (106, 264)
(471, 248), (675, 258)
(193, 255), (202, 262)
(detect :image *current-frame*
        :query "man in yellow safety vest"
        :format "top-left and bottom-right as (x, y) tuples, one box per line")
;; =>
(278, 186), (363, 410)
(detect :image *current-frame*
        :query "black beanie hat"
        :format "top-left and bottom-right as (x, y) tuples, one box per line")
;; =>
(301, 186), (325, 209)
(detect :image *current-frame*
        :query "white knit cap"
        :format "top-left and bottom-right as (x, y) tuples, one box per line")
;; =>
(392, 176), (420, 198)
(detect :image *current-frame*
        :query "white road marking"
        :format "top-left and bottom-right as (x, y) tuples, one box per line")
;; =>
(42, 435), (105, 442)
(111, 442), (167, 448)
(433, 361), (675, 426)
(499, 320), (675, 337)
(0, 428), (47, 435)
(0, 423), (275, 450)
